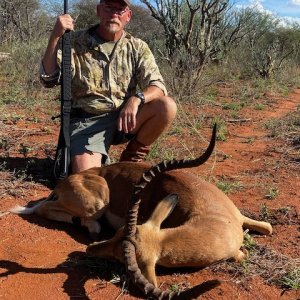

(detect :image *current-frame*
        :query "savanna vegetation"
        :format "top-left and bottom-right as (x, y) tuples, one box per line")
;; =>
(1, 0), (300, 156)
(1, 0), (300, 101)
(1, 0), (300, 160)
(0, 0), (299, 298)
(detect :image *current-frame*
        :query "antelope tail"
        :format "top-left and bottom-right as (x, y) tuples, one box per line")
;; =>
(242, 216), (273, 235)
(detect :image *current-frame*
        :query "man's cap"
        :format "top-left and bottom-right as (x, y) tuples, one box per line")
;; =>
(101, 0), (130, 6)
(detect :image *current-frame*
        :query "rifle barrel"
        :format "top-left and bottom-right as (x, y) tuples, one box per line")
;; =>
(64, 0), (68, 14)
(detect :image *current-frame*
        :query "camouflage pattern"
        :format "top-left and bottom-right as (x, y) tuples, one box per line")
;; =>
(40, 25), (167, 114)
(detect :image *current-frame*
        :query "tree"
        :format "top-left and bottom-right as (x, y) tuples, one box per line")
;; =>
(0, 0), (51, 43)
(127, 4), (163, 48)
(240, 10), (299, 79)
(72, 0), (98, 30)
(0, 0), (39, 42)
(140, 0), (253, 95)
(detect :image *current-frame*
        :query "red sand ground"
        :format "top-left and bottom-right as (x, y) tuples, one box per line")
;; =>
(0, 89), (299, 300)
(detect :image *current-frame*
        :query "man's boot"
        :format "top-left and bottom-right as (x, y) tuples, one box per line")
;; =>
(119, 139), (150, 162)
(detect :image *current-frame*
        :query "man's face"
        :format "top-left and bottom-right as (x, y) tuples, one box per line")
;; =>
(97, 0), (132, 35)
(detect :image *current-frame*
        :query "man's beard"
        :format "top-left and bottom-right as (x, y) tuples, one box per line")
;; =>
(106, 20), (121, 34)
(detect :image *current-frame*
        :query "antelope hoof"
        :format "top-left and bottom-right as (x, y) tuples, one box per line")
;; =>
(234, 249), (248, 262)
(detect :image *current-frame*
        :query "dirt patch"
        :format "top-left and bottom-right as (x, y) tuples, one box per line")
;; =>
(0, 89), (299, 299)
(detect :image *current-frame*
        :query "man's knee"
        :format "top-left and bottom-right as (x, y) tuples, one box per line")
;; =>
(153, 96), (177, 123)
(71, 152), (102, 173)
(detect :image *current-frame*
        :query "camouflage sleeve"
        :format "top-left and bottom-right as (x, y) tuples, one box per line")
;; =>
(39, 31), (79, 91)
(135, 41), (167, 95)
(39, 46), (62, 88)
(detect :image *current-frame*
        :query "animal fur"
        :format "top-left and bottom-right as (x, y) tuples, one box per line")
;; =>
(6, 127), (272, 293)
(86, 168), (272, 287)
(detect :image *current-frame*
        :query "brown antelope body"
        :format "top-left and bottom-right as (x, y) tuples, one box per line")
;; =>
(86, 165), (272, 288)
(7, 126), (272, 298)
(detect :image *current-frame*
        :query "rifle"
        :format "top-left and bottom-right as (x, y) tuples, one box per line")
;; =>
(53, 0), (72, 180)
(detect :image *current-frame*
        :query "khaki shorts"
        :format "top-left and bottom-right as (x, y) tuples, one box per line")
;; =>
(70, 110), (134, 164)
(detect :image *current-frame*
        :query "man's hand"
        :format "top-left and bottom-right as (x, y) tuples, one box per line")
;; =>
(51, 14), (74, 39)
(118, 97), (141, 133)
(42, 14), (74, 76)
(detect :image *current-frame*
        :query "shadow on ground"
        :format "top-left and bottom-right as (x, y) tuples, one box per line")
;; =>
(0, 156), (56, 188)
(12, 210), (117, 246)
(0, 251), (146, 299)
(0, 251), (220, 300)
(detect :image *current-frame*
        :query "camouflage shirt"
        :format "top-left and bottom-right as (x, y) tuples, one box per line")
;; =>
(40, 25), (167, 114)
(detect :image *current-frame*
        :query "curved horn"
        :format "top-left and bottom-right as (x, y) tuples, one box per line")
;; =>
(122, 125), (218, 298)
(124, 123), (216, 238)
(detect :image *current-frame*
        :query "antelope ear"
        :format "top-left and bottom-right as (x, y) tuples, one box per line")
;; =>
(86, 228), (124, 261)
(147, 194), (178, 228)
(86, 240), (114, 257)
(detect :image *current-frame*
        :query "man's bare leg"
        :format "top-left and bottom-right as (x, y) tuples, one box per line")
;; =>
(134, 96), (177, 145)
(71, 96), (177, 170)
(120, 96), (177, 162)
(71, 152), (102, 173)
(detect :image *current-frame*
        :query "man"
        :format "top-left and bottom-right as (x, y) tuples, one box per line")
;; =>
(40, 0), (177, 173)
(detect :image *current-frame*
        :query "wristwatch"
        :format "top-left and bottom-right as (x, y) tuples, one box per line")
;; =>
(134, 92), (145, 107)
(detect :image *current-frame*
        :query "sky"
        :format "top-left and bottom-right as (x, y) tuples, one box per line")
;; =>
(232, 0), (300, 24)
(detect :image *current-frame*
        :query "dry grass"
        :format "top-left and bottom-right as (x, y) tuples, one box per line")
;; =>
(64, 255), (130, 299)
(263, 109), (300, 163)
(0, 164), (38, 199)
(211, 234), (300, 290)
(260, 205), (299, 225)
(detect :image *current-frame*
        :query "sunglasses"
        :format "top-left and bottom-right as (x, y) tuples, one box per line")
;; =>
(102, 4), (129, 16)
